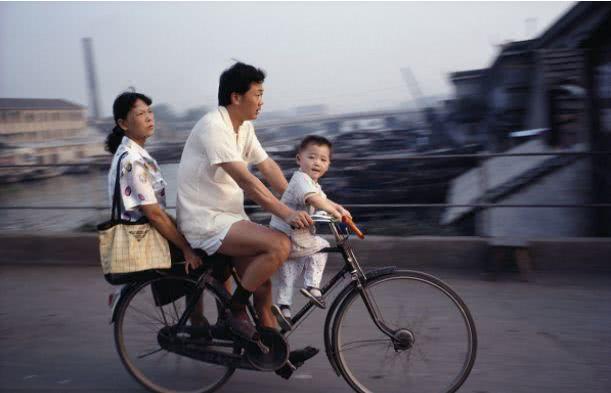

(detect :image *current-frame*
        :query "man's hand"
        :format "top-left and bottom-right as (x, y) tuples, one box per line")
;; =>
(183, 249), (203, 274)
(285, 210), (313, 229)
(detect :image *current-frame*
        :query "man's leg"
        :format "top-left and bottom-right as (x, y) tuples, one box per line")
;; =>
(217, 221), (290, 331)
(218, 221), (290, 290)
(253, 279), (275, 328)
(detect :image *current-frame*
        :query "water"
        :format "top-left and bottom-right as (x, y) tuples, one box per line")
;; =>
(0, 162), (472, 236)
(0, 164), (180, 232)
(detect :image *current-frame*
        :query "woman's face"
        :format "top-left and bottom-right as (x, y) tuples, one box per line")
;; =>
(118, 99), (155, 142)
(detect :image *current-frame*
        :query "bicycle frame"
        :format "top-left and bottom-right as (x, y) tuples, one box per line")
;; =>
(111, 218), (399, 348)
(289, 219), (399, 341)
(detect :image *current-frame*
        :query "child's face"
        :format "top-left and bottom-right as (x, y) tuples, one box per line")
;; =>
(296, 143), (331, 182)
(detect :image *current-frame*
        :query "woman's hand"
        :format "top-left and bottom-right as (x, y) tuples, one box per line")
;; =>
(183, 249), (203, 274)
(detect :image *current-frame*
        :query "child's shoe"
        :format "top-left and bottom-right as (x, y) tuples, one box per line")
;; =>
(300, 287), (326, 309)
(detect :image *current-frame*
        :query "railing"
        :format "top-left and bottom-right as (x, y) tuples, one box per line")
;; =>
(1, 150), (610, 211)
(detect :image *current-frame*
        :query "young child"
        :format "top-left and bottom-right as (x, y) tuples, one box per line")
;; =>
(270, 135), (351, 323)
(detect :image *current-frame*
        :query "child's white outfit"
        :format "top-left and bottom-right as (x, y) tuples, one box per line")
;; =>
(270, 170), (330, 307)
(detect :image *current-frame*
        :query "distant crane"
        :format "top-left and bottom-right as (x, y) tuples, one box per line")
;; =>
(400, 67), (458, 148)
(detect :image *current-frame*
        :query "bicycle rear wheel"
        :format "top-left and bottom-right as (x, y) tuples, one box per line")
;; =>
(114, 275), (235, 393)
(332, 270), (477, 393)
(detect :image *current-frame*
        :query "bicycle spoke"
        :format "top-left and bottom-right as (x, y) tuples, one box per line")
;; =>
(333, 272), (477, 393)
(340, 337), (390, 352)
(128, 303), (166, 325)
(172, 300), (181, 324)
(116, 277), (235, 393)
(126, 303), (165, 325)
(137, 347), (165, 359)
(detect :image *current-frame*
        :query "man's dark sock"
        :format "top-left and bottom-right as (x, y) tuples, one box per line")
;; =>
(230, 283), (253, 312)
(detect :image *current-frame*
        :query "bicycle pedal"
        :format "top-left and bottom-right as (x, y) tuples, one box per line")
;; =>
(300, 288), (326, 309)
(254, 339), (270, 354)
(271, 304), (292, 332)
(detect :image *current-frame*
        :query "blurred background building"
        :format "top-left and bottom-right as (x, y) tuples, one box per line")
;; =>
(443, 2), (611, 236)
(0, 98), (105, 183)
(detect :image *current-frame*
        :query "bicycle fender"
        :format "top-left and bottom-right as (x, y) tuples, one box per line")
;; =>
(323, 266), (397, 376)
(110, 274), (228, 325)
(110, 283), (138, 324)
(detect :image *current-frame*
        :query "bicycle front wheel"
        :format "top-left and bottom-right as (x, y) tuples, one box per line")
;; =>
(114, 275), (235, 393)
(332, 270), (477, 393)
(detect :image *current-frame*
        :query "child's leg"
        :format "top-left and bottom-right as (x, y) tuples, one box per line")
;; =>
(303, 237), (330, 289)
(303, 251), (328, 290)
(276, 258), (303, 307)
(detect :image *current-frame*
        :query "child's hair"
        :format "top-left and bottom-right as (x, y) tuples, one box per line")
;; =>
(298, 135), (333, 155)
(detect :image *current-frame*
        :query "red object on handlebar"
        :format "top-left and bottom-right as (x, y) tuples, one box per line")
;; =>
(342, 216), (365, 239)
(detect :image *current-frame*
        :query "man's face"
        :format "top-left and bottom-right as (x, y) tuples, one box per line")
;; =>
(235, 82), (264, 121)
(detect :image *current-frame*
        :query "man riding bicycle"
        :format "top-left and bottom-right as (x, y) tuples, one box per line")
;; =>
(176, 61), (316, 376)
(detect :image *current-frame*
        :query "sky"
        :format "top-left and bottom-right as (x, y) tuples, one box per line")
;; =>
(0, 1), (575, 117)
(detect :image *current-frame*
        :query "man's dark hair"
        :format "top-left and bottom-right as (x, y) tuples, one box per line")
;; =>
(298, 135), (333, 154)
(218, 62), (266, 106)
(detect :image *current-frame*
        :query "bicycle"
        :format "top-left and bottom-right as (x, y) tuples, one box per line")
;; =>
(109, 214), (477, 393)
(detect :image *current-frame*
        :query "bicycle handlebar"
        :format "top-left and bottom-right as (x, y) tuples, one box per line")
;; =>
(342, 216), (365, 239)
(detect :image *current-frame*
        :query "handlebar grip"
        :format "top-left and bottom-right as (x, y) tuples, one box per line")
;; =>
(342, 216), (365, 239)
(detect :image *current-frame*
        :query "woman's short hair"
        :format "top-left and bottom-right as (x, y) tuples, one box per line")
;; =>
(217, 62), (266, 106)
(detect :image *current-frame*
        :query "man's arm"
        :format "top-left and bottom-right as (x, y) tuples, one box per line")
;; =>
(219, 161), (312, 229)
(256, 158), (288, 195)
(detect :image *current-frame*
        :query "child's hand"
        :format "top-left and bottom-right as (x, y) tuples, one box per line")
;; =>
(330, 210), (343, 221)
(338, 206), (352, 219)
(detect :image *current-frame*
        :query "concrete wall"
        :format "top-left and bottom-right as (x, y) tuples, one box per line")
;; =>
(484, 158), (593, 237)
(1, 232), (610, 272)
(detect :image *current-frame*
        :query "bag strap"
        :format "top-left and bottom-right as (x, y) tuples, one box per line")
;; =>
(111, 152), (129, 221)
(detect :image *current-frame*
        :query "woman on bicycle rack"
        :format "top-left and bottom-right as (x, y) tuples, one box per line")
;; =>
(105, 91), (203, 274)
(176, 62), (318, 376)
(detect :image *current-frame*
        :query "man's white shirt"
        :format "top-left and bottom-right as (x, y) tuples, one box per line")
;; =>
(176, 106), (268, 253)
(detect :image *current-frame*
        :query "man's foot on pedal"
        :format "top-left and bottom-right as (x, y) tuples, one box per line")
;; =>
(300, 287), (326, 308)
(275, 346), (319, 379)
(224, 309), (260, 343)
(209, 320), (233, 340)
(271, 304), (292, 332)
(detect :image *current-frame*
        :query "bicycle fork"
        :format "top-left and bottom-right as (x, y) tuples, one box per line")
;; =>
(346, 247), (415, 351)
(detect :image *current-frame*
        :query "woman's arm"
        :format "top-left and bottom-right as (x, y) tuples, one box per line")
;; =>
(140, 203), (202, 273)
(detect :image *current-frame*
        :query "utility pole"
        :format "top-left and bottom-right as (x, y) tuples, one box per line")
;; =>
(82, 37), (101, 121)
